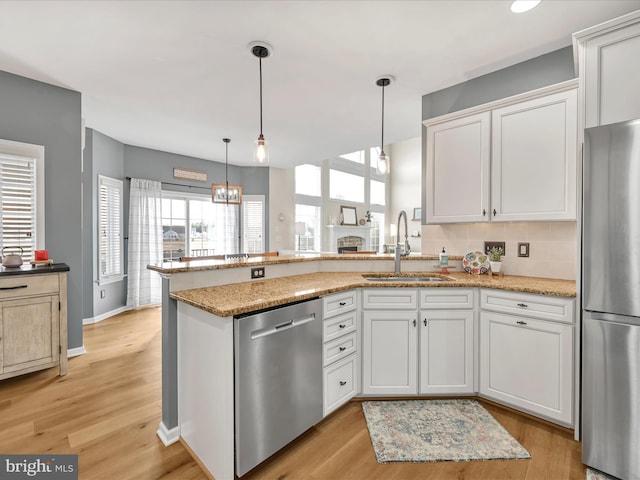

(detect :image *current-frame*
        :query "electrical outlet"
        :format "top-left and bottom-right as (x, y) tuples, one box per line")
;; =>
(484, 241), (506, 256)
(518, 242), (530, 257)
(100, 289), (106, 299)
(251, 267), (265, 279)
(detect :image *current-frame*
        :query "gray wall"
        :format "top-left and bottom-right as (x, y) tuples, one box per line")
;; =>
(85, 129), (127, 318)
(422, 46), (575, 121)
(0, 70), (83, 349)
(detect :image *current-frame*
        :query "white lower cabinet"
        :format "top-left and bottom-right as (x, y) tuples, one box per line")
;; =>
(480, 306), (574, 426)
(419, 310), (474, 394)
(362, 309), (418, 395)
(362, 288), (476, 396)
(322, 290), (359, 416)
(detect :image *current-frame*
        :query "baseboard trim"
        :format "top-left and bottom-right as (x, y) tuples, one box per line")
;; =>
(157, 422), (180, 446)
(83, 306), (133, 325)
(67, 345), (87, 358)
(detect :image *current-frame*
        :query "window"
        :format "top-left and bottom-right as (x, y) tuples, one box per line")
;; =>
(295, 164), (321, 197)
(295, 204), (321, 251)
(243, 195), (265, 253)
(370, 212), (385, 253)
(0, 139), (44, 261)
(161, 191), (242, 260)
(370, 179), (385, 206)
(339, 150), (365, 164)
(98, 175), (124, 284)
(329, 169), (364, 203)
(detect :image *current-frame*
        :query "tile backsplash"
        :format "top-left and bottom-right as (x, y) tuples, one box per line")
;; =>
(422, 222), (576, 280)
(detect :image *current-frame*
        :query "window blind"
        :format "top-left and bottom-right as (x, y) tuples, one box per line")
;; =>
(243, 197), (265, 253)
(98, 175), (123, 283)
(0, 153), (37, 259)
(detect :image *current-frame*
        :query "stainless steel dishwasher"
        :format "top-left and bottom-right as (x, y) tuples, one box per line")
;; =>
(234, 298), (323, 477)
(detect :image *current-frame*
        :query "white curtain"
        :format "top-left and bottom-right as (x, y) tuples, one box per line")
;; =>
(127, 178), (162, 307)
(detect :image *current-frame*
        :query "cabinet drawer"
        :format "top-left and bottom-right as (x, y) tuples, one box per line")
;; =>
(323, 310), (357, 343)
(324, 354), (357, 416)
(0, 274), (59, 300)
(362, 288), (417, 310)
(323, 290), (357, 318)
(323, 332), (357, 367)
(420, 288), (475, 309)
(481, 289), (574, 324)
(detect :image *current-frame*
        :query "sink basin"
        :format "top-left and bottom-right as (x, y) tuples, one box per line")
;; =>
(364, 275), (453, 282)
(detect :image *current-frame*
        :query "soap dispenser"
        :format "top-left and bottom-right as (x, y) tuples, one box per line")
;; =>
(439, 247), (448, 267)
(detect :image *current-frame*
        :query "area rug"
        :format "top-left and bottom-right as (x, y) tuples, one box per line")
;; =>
(362, 399), (530, 463)
(586, 468), (617, 480)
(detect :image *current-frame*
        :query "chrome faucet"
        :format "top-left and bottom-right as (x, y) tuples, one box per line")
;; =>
(395, 210), (411, 273)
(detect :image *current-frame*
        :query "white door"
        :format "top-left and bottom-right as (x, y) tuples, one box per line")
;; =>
(425, 112), (491, 224)
(480, 311), (573, 425)
(242, 195), (265, 253)
(491, 89), (577, 221)
(362, 310), (418, 395)
(419, 310), (474, 394)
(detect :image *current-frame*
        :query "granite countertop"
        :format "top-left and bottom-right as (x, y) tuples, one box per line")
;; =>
(170, 271), (576, 318)
(148, 253), (460, 274)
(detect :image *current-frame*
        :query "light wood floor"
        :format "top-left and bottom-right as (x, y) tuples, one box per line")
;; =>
(0, 307), (586, 480)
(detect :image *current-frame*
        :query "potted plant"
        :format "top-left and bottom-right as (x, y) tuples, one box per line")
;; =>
(488, 246), (504, 273)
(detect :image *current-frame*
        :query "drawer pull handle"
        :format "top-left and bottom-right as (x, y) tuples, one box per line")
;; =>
(338, 301), (347, 306)
(516, 320), (527, 325)
(339, 346), (346, 352)
(413, 319), (417, 327)
(0, 285), (28, 291)
(339, 381), (347, 386)
(493, 208), (497, 216)
(517, 303), (528, 308)
(339, 324), (346, 329)
(482, 208), (486, 216)
(423, 318), (428, 326)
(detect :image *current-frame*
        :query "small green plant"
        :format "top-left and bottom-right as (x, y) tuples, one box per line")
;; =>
(488, 246), (504, 262)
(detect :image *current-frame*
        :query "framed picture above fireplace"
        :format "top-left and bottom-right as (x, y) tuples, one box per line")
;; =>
(340, 205), (358, 226)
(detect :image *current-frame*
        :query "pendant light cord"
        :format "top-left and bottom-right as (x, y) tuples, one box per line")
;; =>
(380, 83), (385, 152)
(259, 56), (263, 135)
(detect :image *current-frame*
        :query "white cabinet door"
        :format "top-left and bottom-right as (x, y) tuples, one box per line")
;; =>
(480, 311), (573, 425)
(491, 89), (577, 221)
(419, 310), (474, 395)
(578, 14), (640, 128)
(324, 354), (358, 416)
(425, 112), (491, 224)
(362, 310), (418, 395)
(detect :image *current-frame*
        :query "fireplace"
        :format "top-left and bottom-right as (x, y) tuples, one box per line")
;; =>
(327, 225), (372, 253)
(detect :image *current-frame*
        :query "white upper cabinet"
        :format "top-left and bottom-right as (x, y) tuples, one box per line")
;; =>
(574, 10), (640, 128)
(423, 80), (578, 224)
(425, 112), (491, 224)
(491, 89), (577, 221)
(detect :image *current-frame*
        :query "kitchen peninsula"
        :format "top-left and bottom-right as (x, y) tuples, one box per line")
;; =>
(149, 253), (576, 479)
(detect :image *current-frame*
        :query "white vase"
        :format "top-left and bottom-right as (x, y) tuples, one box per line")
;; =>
(489, 261), (502, 273)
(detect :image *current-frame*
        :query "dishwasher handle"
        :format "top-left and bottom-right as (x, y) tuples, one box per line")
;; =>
(250, 314), (316, 340)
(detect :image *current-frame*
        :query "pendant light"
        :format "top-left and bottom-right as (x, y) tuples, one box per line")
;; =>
(375, 75), (394, 175)
(250, 41), (273, 164)
(212, 138), (242, 205)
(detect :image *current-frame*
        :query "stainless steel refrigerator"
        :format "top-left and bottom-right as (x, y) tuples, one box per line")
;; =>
(583, 118), (640, 480)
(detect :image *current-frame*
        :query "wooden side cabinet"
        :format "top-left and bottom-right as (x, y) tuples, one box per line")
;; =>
(0, 270), (68, 380)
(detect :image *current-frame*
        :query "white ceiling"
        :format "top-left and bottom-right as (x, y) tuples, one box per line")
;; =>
(0, 1), (639, 168)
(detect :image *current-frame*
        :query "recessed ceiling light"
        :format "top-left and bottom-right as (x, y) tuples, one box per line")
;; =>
(510, 0), (541, 13)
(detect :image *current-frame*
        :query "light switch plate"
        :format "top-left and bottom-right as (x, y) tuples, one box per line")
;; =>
(518, 242), (530, 257)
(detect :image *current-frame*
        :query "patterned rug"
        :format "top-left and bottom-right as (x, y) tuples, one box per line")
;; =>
(586, 468), (617, 480)
(362, 399), (531, 463)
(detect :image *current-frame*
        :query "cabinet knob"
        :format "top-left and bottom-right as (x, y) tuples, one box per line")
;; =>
(482, 209), (486, 216)
(423, 318), (428, 326)
(339, 346), (346, 352)
(339, 381), (347, 386)
(338, 302), (346, 306)
(339, 324), (346, 329)
(516, 320), (527, 325)
(517, 303), (528, 308)
(493, 208), (497, 216)
(413, 319), (417, 327)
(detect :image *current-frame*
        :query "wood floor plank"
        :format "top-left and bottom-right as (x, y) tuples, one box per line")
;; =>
(0, 306), (587, 479)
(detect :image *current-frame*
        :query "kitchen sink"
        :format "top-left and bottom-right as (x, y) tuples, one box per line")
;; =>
(364, 275), (453, 282)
